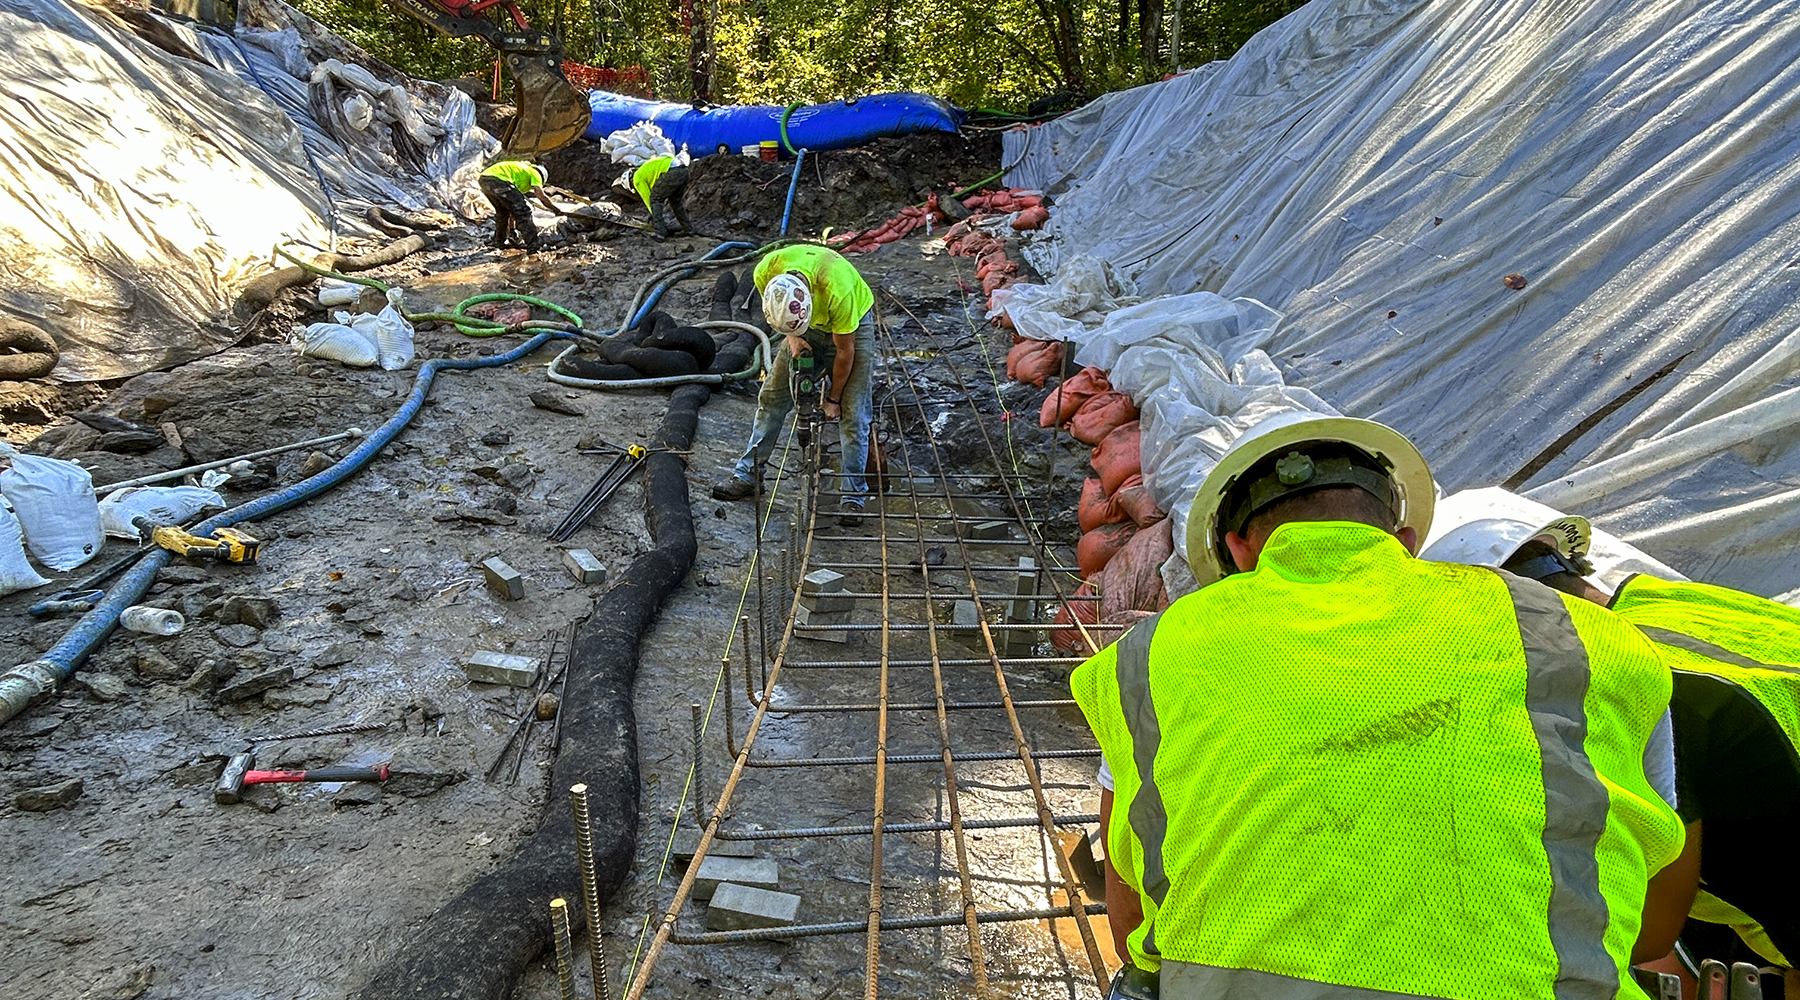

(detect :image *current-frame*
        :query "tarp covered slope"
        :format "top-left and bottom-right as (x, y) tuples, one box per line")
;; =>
(586, 90), (964, 152)
(1005, 0), (1800, 594)
(0, 0), (494, 382)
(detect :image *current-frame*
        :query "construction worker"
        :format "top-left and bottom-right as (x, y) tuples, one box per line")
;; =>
(711, 245), (874, 525)
(1072, 413), (1692, 1000)
(617, 154), (691, 237)
(1421, 487), (1800, 987)
(477, 159), (557, 251)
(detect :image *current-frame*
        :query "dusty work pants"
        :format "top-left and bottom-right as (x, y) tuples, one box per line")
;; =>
(648, 165), (691, 237)
(479, 176), (540, 249)
(733, 313), (875, 499)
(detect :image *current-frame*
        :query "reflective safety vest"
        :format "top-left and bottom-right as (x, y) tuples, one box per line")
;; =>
(1070, 522), (1684, 998)
(1610, 574), (1800, 966)
(631, 155), (674, 211)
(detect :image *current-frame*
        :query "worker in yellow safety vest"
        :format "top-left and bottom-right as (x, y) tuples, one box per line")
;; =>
(477, 160), (559, 251)
(710, 244), (875, 526)
(1071, 412), (1694, 1000)
(615, 155), (691, 237)
(1421, 486), (1800, 990)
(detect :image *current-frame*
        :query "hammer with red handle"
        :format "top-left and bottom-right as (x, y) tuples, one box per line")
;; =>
(214, 751), (390, 804)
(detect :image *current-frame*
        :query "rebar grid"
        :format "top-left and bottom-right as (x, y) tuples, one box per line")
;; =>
(624, 306), (1110, 1000)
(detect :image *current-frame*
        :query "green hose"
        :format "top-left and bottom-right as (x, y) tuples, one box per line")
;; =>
(275, 246), (586, 338)
(779, 102), (802, 156)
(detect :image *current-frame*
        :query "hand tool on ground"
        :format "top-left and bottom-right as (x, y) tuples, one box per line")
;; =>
(548, 444), (647, 542)
(214, 750), (391, 804)
(27, 549), (149, 617)
(94, 427), (364, 493)
(134, 516), (261, 564)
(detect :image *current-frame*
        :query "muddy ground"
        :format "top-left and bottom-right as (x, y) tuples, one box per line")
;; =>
(0, 144), (1117, 1000)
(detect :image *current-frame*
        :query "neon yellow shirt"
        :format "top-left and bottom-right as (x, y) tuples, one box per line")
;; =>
(753, 245), (874, 336)
(480, 160), (541, 195)
(631, 156), (674, 211)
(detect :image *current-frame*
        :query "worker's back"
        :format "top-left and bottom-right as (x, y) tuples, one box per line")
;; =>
(1073, 521), (1684, 998)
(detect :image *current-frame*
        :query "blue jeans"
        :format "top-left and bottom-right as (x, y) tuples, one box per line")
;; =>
(733, 314), (875, 499)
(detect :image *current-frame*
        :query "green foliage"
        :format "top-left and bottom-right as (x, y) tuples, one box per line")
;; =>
(284, 0), (1311, 109)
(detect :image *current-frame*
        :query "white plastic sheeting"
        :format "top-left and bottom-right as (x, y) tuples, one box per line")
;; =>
(1004, 0), (1800, 595)
(0, 0), (494, 382)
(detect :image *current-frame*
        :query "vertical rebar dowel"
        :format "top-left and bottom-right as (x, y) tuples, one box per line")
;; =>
(690, 703), (706, 812)
(570, 783), (609, 1000)
(550, 897), (578, 1000)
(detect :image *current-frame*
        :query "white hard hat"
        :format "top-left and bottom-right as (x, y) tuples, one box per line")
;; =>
(533, 163), (549, 185)
(1186, 411), (1435, 587)
(762, 272), (813, 336)
(1417, 487), (1591, 577)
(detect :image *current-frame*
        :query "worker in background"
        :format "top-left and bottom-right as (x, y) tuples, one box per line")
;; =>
(1421, 487), (1800, 992)
(615, 154), (691, 238)
(711, 245), (874, 525)
(1072, 413), (1692, 1000)
(477, 159), (557, 251)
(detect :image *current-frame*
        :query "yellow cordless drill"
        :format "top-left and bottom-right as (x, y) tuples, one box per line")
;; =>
(133, 516), (261, 564)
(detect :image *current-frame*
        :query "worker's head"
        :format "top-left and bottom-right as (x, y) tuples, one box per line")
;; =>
(1187, 413), (1434, 585)
(762, 272), (813, 336)
(1417, 487), (1607, 603)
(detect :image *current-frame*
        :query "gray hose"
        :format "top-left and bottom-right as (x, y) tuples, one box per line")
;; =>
(547, 321), (771, 390)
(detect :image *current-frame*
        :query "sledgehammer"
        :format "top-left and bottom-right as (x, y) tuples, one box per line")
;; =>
(214, 751), (390, 804)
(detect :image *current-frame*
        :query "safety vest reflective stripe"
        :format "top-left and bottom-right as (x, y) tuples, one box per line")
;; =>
(1501, 572), (1617, 1000)
(1639, 626), (1800, 675)
(1161, 961), (1436, 999)
(1114, 610), (1168, 958)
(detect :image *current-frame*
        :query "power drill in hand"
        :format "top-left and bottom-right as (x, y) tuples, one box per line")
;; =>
(789, 345), (830, 449)
(133, 516), (261, 564)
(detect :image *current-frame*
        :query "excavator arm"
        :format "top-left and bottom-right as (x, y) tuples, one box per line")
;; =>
(383, 0), (591, 158)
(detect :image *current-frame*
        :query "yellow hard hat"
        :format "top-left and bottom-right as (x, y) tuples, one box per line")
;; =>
(1186, 411), (1434, 587)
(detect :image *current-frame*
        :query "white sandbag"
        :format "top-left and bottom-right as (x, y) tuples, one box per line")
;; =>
(0, 453), (104, 571)
(97, 486), (226, 539)
(317, 279), (361, 306)
(291, 321), (379, 367)
(0, 501), (50, 596)
(373, 287), (414, 370)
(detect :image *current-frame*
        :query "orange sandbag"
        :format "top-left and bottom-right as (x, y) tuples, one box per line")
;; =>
(1077, 521), (1138, 579)
(1012, 194), (1043, 210)
(1078, 477), (1128, 532)
(1091, 420), (1143, 495)
(1004, 340), (1025, 380)
(1050, 582), (1099, 654)
(1068, 390), (1139, 445)
(1098, 519), (1173, 621)
(1039, 367), (1111, 428)
(1012, 339), (1062, 387)
(1012, 205), (1050, 231)
(1112, 476), (1163, 528)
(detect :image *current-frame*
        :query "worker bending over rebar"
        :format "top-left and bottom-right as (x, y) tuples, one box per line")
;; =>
(712, 244), (874, 525)
(1073, 413), (1692, 1000)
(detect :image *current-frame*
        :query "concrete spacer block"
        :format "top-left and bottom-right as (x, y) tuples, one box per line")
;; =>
(481, 557), (524, 600)
(952, 600), (981, 629)
(960, 520), (1010, 540)
(705, 882), (801, 931)
(802, 568), (846, 593)
(691, 856), (779, 901)
(794, 603), (851, 643)
(672, 828), (756, 862)
(562, 548), (607, 585)
(464, 650), (538, 688)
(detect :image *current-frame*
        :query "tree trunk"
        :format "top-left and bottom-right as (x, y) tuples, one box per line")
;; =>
(1138, 0), (1163, 74)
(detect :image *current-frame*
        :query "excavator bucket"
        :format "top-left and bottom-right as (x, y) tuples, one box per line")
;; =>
(499, 53), (591, 159)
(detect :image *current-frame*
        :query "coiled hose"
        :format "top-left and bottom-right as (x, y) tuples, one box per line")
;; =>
(0, 239), (777, 724)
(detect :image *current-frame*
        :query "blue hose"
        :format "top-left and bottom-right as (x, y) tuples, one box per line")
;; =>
(780, 149), (806, 237)
(0, 331), (572, 723)
(0, 241), (763, 724)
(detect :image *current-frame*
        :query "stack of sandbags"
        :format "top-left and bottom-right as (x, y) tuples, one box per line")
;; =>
(1040, 367), (1111, 427)
(830, 193), (950, 254)
(1051, 402), (1168, 647)
(1004, 338), (1062, 387)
